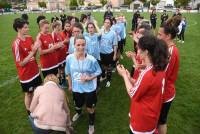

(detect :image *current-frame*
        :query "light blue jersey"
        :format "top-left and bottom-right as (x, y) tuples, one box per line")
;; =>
(68, 37), (75, 54)
(68, 36), (89, 54)
(111, 24), (123, 42)
(117, 22), (126, 39)
(65, 53), (102, 93)
(99, 29), (118, 54)
(84, 33), (100, 60)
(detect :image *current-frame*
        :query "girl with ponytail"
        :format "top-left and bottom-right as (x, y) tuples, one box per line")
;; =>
(117, 35), (169, 134)
(157, 16), (181, 134)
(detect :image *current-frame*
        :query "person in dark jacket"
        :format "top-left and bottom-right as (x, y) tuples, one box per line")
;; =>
(131, 10), (140, 32)
(104, 6), (113, 19)
(161, 10), (168, 25)
(150, 9), (157, 33)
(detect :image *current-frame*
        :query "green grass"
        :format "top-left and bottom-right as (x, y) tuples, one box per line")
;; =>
(0, 12), (200, 134)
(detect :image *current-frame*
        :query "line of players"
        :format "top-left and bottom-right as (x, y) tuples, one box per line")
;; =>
(12, 13), (127, 134)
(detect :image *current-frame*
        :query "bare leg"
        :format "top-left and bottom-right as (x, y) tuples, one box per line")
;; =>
(158, 124), (167, 134)
(24, 92), (33, 111)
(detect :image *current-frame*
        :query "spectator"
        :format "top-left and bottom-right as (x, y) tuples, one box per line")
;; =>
(161, 10), (168, 25)
(104, 6), (113, 19)
(29, 74), (72, 134)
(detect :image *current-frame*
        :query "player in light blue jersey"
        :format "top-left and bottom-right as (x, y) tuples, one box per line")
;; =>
(85, 22), (101, 89)
(99, 17), (118, 87)
(117, 15), (127, 58)
(111, 17), (124, 71)
(69, 22), (90, 54)
(85, 22), (101, 61)
(65, 34), (101, 134)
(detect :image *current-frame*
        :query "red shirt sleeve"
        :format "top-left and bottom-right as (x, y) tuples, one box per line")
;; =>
(12, 39), (21, 63)
(129, 67), (151, 98)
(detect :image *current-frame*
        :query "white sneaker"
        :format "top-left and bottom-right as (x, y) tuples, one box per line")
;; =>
(88, 125), (95, 134)
(112, 68), (116, 73)
(105, 81), (111, 87)
(182, 41), (184, 43)
(100, 77), (106, 82)
(72, 113), (81, 122)
(178, 40), (181, 43)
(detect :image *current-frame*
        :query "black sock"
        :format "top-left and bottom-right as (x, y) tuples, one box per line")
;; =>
(106, 67), (112, 81)
(75, 108), (82, 115)
(27, 110), (30, 115)
(89, 112), (95, 125)
(101, 69), (106, 78)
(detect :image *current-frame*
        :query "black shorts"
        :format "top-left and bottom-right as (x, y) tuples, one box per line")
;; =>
(158, 101), (173, 125)
(117, 40), (124, 53)
(42, 67), (58, 78)
(151, 23), (156, 29)
(100, 52), (114, 66)
(121, 38), (126, 46)
(20, 75), (42, 93)
(58, 62), (66, 69)
(73, 90), (97, 108)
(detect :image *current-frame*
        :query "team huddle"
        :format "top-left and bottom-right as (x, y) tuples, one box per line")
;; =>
(12, 11), (181, 134)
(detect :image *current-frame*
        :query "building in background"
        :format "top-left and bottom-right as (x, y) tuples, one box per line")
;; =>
(130, 0), (143, 10)
(156, 0), (174, 8)
(189, 0), (200, 9)
(27, 0), (66, 10)
(84, 0), (124, 7)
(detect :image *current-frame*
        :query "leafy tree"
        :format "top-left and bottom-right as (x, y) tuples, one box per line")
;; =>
(0, 0), (11, 8)
(79, 0), (84, 5)
(124, 0), (132, 5)
(175, 0), (190, 7)
(38, 1), (46, 8)
(100, 0), (107, 6)
(70, 0), (78, 7)
(150, 0), (160, 6)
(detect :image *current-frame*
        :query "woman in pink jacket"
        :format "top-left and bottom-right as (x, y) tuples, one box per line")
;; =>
(29, 74), (72, 134)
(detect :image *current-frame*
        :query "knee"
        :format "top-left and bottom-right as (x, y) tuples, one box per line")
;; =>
(87, 108), (95, 113)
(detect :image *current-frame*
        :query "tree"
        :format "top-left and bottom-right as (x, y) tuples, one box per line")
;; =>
(100, 0), (107, 6)
(150, 0), (160, 6)
(124, 0), (132, 5)
(175, 0), (190, 7)
(38, 1), (46, 8)
(140, 0), (147, 3)
(0, 0), (11, 8)
(79, 0), (84, 5)
(70, 0), (78, 7)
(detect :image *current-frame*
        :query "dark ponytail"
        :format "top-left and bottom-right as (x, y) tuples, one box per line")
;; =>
(161, 16), (182, 39)
(138, 35), (169, 72)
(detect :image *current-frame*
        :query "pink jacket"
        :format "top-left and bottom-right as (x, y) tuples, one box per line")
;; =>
(30, 81), (71, 131)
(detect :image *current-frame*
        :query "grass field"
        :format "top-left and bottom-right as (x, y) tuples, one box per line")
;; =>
(0, 12), (200, 134)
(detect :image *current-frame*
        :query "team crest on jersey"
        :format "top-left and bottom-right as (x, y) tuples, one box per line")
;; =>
(44, 40), (47, 44)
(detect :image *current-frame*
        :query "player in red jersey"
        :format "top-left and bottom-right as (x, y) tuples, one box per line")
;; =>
(157, 16), (181, 134)
(36, 19), (63, 78)
(117, 35), (169, 134)
(126, 23), (152, 81)
(52, 20), (68, 86)
(60, 20), (72, 55)
(12, 18), (42, 114)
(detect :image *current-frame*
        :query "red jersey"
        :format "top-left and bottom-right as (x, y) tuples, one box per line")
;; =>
(39, 33), (58, 71)
(12, 36), (40, 83)
(129, 66), (165, 133)
(60, 31), (71, 54)
(163, 45), (179, 102)
(52, 32), (66, 65)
